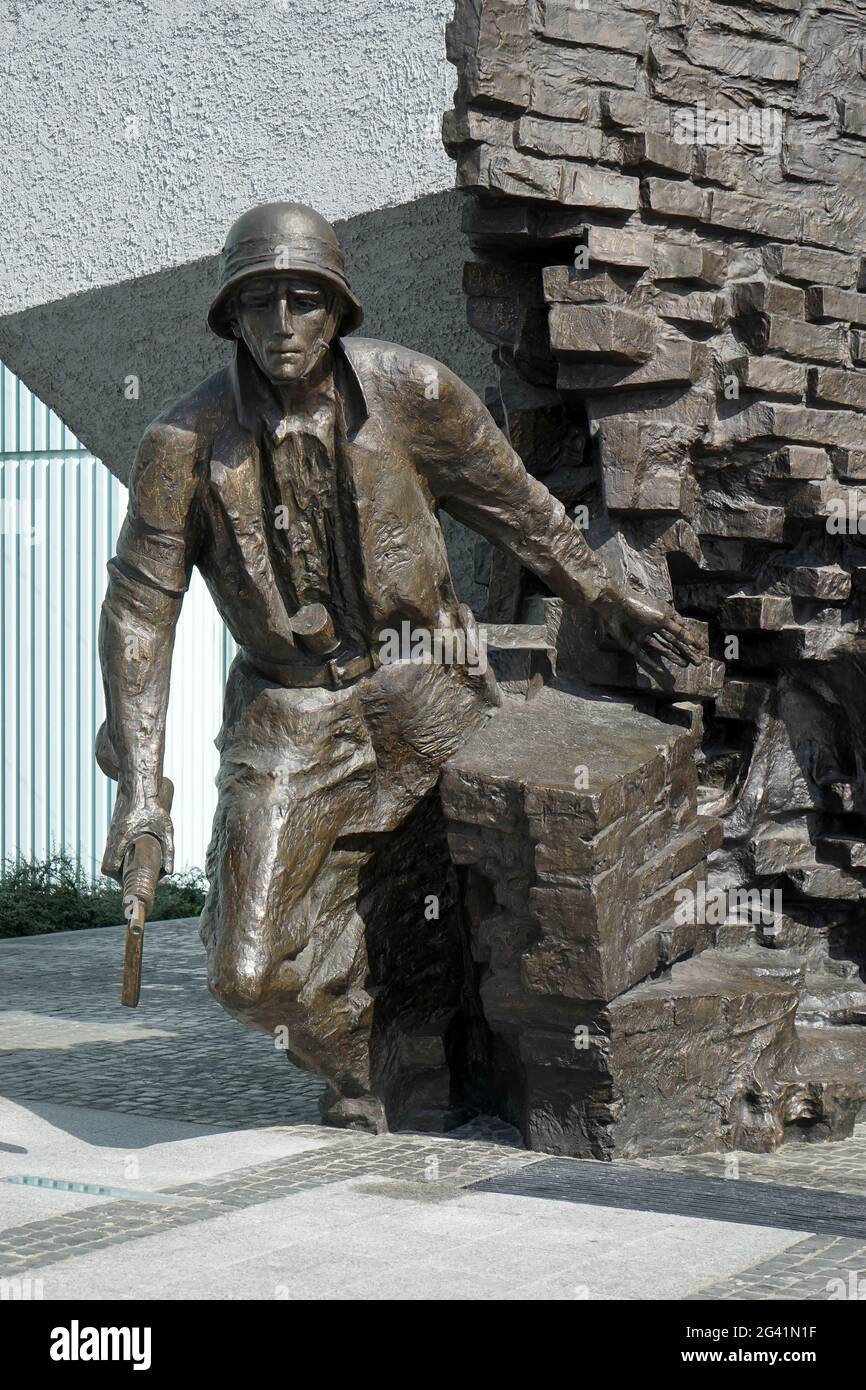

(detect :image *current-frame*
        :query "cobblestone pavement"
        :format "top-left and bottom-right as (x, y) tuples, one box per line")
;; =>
(2, 921), (865, 1300)
(632, 1131), (866, 1199)
(0, 1127), (541, 1278)
(0, 919), (324, 1127)
(686, 1234), (866, 1300)
(629, 1138), (866, 1299)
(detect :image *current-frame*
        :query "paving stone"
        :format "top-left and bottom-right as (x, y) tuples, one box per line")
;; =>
(0, 921), (324, 1128)
(4, 922), (866, 1299)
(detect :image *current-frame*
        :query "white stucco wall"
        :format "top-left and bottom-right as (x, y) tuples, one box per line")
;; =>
(0, 0), (493, 605)
(0, 0), (456, 312)
(0, 0), (497, 877)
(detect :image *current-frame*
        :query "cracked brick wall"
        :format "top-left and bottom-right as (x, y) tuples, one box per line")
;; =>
(440, 0), (866, 1152)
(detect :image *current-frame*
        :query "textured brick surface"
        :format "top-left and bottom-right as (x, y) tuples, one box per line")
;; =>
(444, 0), (866, 1161)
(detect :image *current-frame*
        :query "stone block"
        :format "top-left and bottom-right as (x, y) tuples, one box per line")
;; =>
(765, 445), (829, 479)
(548, 303), (655, 362)
(708, 191), (801, 242)
(686, 31), (800, 83)
(558, 339), (699, 393)
(838, 95), (866, 139)
(712, 403), (866, 450)
(520, 951), (804, 1158)
(720, 594), (793, 630)
(806, 285), (866, 326)
(542, 265), (630, 306)
(654, 289), (726, 330)
(533, 1), (649, 55)
(599, 90), (647, 131)
(831, 447), (866, 480)
(742, 314), (847, 366)
(808, 366), (866, 411)
(643, 177), (710, 222)
(623, 130), (692, 175)
(563, 164), (640, 212)
(726, 356), (806, 399)
(586, 223), (654, 269)
(530, 47), (639, 119)
(732, 280), (806, 319)
(515, 116), (607, 164)
(651, 240), (726, 285)
(763, 244), (859, 288)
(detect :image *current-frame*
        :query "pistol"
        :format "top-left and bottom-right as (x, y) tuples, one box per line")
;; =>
(117, 775), (174, 1009)
(121, 833), (163, 1008)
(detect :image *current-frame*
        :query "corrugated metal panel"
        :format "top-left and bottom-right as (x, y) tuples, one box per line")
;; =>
(1, 363), (234, 877)
(1, 364), (86, 456)
(1, 453), (118, 874)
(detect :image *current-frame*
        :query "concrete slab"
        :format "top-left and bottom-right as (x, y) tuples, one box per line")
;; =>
(0, 1098), (327, 1229)
(15, 1180), (806, 1301)
(3, 924), (865, 1302)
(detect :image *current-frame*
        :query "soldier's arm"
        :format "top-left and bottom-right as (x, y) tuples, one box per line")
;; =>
(412, 359), (700, 665)
(99, 420), (201, 878)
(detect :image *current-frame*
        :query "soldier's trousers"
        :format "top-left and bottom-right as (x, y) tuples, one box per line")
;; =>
(199, 653), (497, 1129)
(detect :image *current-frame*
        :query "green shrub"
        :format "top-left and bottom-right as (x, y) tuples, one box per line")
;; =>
(0, 851), (207, 938)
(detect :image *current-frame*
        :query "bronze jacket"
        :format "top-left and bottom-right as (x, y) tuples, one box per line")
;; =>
(99, 336), (614, 834)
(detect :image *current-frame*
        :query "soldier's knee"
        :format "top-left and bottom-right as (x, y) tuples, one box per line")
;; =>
(208, 962), (268, 1015)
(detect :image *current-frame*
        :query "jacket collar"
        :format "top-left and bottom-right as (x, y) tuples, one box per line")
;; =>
(230, 338), (368, 442)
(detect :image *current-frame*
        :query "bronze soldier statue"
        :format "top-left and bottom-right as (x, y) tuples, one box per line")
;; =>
(98, 203), (699, 1132)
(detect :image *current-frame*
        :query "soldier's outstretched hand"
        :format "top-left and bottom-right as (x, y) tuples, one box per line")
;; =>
(595, 588), (703, 668)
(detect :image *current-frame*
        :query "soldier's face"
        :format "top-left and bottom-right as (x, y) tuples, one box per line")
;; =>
(231, 274), (337, 383)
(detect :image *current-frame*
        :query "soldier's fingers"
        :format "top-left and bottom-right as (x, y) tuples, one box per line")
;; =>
(645, 632), (689, 666)
(666, 615), (704, 662)
(661, 621), (703, 663)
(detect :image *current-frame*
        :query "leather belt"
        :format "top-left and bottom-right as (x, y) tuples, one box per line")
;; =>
(242, 647), (377, 690)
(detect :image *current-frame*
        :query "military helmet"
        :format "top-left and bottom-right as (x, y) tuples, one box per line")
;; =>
(207, 202), (364, 339)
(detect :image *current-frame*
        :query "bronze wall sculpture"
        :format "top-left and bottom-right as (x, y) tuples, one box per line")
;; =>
(95, 2), (866, 1157)
(441, 0), (866, 1153)
(97, 200), (699, 1137)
